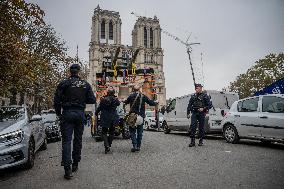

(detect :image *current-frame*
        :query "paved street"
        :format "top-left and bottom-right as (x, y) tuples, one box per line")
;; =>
(1, 128), (284, 189)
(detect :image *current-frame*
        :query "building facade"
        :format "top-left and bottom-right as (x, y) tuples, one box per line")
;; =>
(88, 5), (166, 107)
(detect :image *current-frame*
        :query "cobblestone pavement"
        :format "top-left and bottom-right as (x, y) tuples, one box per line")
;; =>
(1, 128), (284, 189)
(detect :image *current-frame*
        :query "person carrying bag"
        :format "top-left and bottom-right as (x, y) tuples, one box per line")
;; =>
(124, 85), (157, 152)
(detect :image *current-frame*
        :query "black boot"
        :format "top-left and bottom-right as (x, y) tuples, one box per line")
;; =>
(72, 162), (78, 172)
(198, 139), (204, 146)
(108, 136), (113, 148)
(105, 146), (110, 154)
(64, 166), (73, 180)
(131, 148), (136, 152)
(188, 138), (195, 147)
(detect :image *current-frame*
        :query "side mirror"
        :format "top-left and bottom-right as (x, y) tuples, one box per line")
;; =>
(221, 110), (225, 117)
(30, 115), (42, 122)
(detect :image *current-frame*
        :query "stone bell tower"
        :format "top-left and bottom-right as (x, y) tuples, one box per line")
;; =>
(131, 16), (166, 107)
(90, 5), (122, 45)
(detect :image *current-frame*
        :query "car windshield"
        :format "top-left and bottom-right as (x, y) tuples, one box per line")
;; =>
(146, 111), (155, 117)
(0, 107), (25, 123)
(42, 113), (57, 123)
(209, 93), (238, 109)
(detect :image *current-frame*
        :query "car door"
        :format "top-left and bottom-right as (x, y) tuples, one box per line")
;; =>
(165, 99), (177, 128)
(27, 109), (39, 146)
(176, 97), (190, 131)
(259, 96), (284, 140)
(234, 97), (261, 137)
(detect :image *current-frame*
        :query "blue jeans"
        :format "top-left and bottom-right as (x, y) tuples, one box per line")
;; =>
(60, 110), (85, 166)
(190, 112), (205, 139)
(129, 124), (144, 149)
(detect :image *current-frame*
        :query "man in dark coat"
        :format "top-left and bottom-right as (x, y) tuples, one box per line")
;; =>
(124, 85), (157, 152)
(54, 64), (96, 179)
(187, 84), (212, 147)
(95, 87), (120, 154)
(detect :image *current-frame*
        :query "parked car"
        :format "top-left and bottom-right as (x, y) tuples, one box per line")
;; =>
(144, 110), (156, 130)
(0, 106), (47, 170)
(41, 110), (61, 143)
(162, 90), (239, 134)
(144, 111), (163, 130)
(222, 94), (284, 144)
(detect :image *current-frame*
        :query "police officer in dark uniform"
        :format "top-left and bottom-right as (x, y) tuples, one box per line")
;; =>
(54, 64), (96, 179)
(95, 87), (120, 154)
(187, 84), (212, 147)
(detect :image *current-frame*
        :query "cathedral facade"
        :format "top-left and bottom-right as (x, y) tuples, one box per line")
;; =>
(88, 6), (166, 107)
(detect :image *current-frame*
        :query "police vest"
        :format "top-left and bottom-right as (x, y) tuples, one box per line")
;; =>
(192, 93), (206, 109)
(62, 77), (88, 108)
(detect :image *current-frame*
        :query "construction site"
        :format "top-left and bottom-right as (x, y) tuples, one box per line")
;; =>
(87, 5), (166, 110)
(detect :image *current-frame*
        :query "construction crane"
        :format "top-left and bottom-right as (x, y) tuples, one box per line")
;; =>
(131, 12), (201, 87)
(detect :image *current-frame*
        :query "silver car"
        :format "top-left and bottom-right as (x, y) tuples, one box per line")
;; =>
(222, 94), (284, 144)
(0, 106), (47, 170)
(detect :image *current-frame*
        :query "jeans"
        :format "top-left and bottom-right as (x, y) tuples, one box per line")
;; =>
(60, 110), (85, 166)
(129, 124), (144, 149)
(190, 112), (205, 139)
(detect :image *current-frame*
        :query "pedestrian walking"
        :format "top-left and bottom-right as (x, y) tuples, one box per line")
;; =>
(95, 87), (120, 154)
(124, 85), (157, 152)
(54, 64), (96, 179)
(187, 84), (212, 147)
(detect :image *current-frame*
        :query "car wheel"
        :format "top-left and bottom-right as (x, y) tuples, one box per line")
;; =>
(223, 124), (239, 144)
(23, 138), (35, 169)
(39, 137), (48, 151)
(163, 121), (171, 134)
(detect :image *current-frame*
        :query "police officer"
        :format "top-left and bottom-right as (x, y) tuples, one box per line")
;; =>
(95, 87), (120, 154)
(54, 64), (96, 179)
(124, 85), (157, 152)
(187, 84), (212, 147)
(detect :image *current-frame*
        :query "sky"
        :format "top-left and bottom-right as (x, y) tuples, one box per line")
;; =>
(28, 0), (284, 98)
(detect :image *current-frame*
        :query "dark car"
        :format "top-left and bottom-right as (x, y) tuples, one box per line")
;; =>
(41, 110), (61, 143)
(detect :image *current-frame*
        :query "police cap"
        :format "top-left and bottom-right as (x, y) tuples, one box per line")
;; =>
(195, 83), (203, 88)
(70, 64), (81, 71)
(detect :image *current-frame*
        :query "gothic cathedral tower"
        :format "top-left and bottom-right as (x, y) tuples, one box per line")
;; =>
(131, 16), (166, 107)
(88, 5), (166, 107)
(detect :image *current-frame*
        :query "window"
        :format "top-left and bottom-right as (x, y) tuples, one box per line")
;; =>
(150, 28), (153, 48)
(101, 20), (105, 39)
(167, 99), (176, 113)
(144, 27), (147, 47)
(109, 21), (113, 40)
(237, 97), (259, 112)
(262, 96), (284, 113)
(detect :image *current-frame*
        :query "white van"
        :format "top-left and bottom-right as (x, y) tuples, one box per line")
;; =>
(162, 90), (239, 134)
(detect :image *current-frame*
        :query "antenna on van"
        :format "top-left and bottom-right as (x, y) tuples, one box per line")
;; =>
(201, 52), (205, 87)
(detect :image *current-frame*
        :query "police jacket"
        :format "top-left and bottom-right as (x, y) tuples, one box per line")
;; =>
(95, 95), (120, 128)
(187, 92), (212, 115)
(54, 75), (96, 116)
(124, 92), (157, 118)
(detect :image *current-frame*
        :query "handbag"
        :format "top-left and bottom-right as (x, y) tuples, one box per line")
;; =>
(125, 93), (143, 128)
